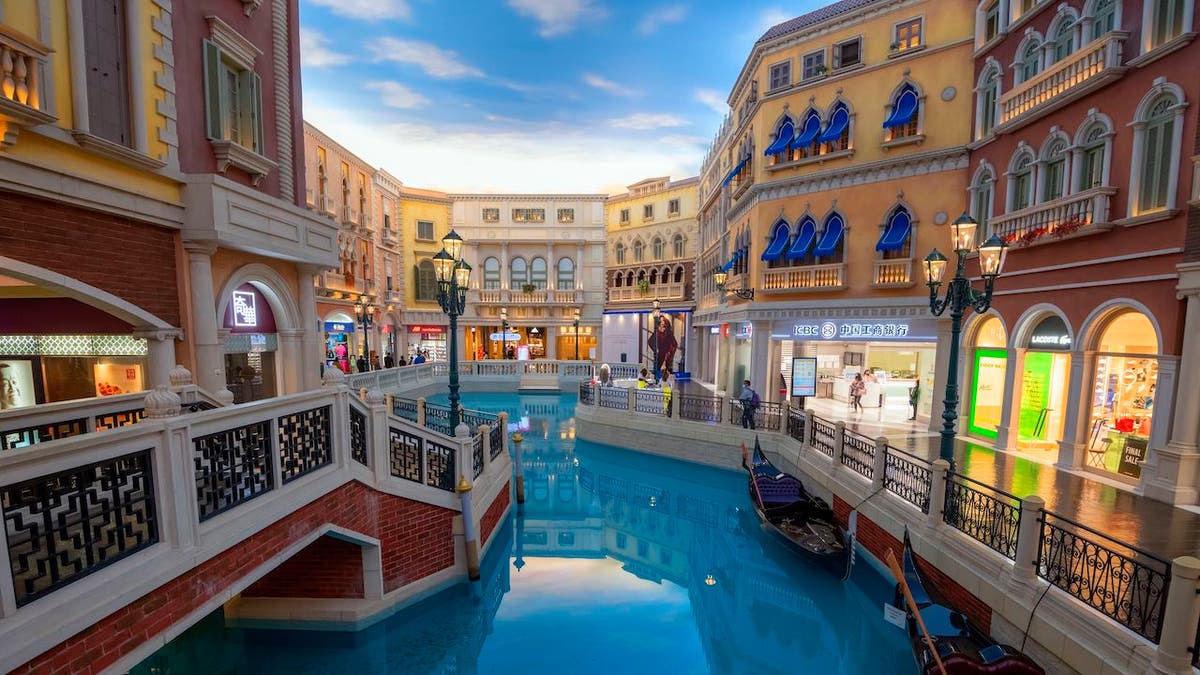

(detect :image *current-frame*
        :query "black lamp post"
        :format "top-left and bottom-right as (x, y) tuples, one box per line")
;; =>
(353, 296), (376, 369)
(434, 230), (471, 432)
(712, 268), (754, 300)
(573, 307), (581, 360)
(650, 298), (661, 379)
(924, 213), (1009, 468)
(500, 307), (508, 359)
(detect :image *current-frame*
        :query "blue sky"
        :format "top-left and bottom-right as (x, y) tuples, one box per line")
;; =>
(298, 1), (821, 193)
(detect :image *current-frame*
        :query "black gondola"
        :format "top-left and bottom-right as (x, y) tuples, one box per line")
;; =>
(740, 439), (852, 580)
(893, 530), (1044, 674)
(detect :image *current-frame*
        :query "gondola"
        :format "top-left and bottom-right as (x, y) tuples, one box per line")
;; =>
(891, 530), (1044, 674)
(740, 440), (852, 580)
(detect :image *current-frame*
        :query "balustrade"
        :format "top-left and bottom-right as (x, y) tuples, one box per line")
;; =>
(811, 417), (836, 458)
(678, 393), (722, 423)
(999, 32), (1127, 128)
(872, 259), (912, 287)
(840, 431), (875, 479)
(761, 263), (845, 291)
(727, 400), (782, 431)
(989, 186), (1115, 248)
(883, 445), (931, 513)
(943, 473), (1021, 559)
(0, 26), (54, 133)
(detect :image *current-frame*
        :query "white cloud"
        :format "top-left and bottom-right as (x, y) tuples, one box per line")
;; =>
(299, 28), (351, 68)
(367, 38), (484, 79)
(609, 113), (689, 130)
(303, 103), (704, 192)
(366, 81), (430, 109)
(752, 8), (795, 38)
(308, 0), (411, 21)
(507, 0), (606, 38)
(637, 5), (687, 35)
(583, 73), (636, 97)
(692, 88), (727, 115)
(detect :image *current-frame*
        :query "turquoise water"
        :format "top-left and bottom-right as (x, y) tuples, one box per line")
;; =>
(134, 392), (914, 674)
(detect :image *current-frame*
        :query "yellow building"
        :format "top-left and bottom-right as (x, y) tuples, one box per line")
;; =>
(397, 185), (453, 361)
(693, 0), (974, 426)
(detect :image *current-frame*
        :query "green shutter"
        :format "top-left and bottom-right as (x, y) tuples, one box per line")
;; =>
(250, 72), (264, 154)
(202, 40), (223, 140)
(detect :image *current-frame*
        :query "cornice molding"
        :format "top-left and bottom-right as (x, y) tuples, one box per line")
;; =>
(448, 193), (608, 201)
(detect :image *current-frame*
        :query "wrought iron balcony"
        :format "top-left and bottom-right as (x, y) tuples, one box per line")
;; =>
(872, 259), (914, 288)
(989, 186), (1117, 248)
(761, 263), (845, 292)
(998, 32), (1128, 131)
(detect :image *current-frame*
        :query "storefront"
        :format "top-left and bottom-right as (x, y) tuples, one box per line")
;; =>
(967, 316), (1008, 439)
(601, 310), (689, 372)
(323, 313), (355, 374)
(222, 283), (278, 404)
(556, 325), (596, 361)
(0, 335), (148, 408)
(408, 324), (447, 362)
(1086, 311), (1158, 480)
(771, 317), (938, 421)
(1016, 315), (1071, 452)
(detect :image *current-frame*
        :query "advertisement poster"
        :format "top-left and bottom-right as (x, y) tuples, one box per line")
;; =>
(647, 311), (683, 374)
(0, 359), (38, 409)
(969, 349), (1007, 438)
(1018, 352), (1052, 440)
(791, 357), (817, 397)
(1117, 436), (1148, 479)
(94, 363), (143, 397)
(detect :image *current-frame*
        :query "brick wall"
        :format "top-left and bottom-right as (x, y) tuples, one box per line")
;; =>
(241, 535), (364, 599)
(833, 495), (991, 634)
(479, 482), (511, 546)
(15, 480), (455, 675)
(0, 191), (181, 327)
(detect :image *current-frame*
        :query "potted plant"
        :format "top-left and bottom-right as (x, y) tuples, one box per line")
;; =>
(815, 64), (828, 75)
(889, 42), (900, 52)
(637, 279), (651, 295)
(521, 283), (536, 294)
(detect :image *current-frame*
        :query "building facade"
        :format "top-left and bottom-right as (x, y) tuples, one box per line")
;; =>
(960, 0), (1198, 501)
(398, 185), (453, 361)
(692, 0), (974, 426)
(602, 176), (699, 375)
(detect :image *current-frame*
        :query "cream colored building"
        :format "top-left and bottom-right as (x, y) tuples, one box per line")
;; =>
(397, 185), (453, 361)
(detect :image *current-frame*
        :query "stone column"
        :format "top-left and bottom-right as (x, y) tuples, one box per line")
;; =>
(297, 264), (322, 390)
(276, 329), (305, 394)
(750, 320), (771, 400)
(1152, 556), (1200, 674)
(1144, 272), (1200, 504)
(133, 329), (181, 388)
(994, 347), (1027, 451)
(1055, 350), (1093, 470)
(185, 242), (224, 394)
(546, 330), (557, 360)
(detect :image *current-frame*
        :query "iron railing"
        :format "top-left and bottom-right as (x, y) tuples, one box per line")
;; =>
(727, 400), (782, 431)
(349, 405), (368, 466)
(489, 423), (504, 460)
(634, 389), (670, 416)
(677, 393), (723, 423)
(785, 406), (805, 443)
(472, 434), (484, 478)
(840, 431), (874, 479)
(424, 403), (453, 436)
(943, 472), (1021, 560)
(392, 397), (418, 422)
(461, 408), (498, 431)
(579, 381), (595, 405)
(811, 417), (836, 458)
(883, 445), (931, 513)
(1037, 512), (1170, 644)
(598, 386), (627, 410)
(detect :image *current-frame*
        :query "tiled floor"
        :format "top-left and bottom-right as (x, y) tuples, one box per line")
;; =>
(680, 380), (1200, 560)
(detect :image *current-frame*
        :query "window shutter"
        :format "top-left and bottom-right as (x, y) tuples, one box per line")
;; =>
(202, 40), (224, 140)
(251, 72), (264, 154)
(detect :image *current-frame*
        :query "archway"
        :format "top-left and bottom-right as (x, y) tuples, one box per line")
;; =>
(215, 264), (302, 402)
(323, 310), (356, 374)
(965, 313), (1008, 439)
(1011, 306), (1074, 453)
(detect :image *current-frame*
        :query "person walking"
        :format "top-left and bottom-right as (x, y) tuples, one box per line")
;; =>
(739, 380), (758, 429)
(849, 373), (866, 415)
(908, 380), (920, 420)
(356, 355), (368, 373)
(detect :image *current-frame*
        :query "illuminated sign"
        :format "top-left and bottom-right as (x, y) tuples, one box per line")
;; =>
(232, 291), (257, 328)
(791, 357), (817, 397)
(777, 318), (938, 342)
(324, 322), (352, 333)
(734, 323), (753, 339)
(1026, 316), (1071, 351)
(409, 325), (446, 335)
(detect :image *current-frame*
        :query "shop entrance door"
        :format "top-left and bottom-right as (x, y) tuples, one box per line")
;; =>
(1017, 351), (1069, 451)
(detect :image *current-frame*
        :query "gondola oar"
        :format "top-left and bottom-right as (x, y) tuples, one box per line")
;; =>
(885, 548), (946, 675)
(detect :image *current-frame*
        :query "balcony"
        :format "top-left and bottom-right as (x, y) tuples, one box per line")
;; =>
(315, 195), (334, 217)
(470, 288), (582, 306)
(0, 26), (54, 147)
(998, 32), (1128, 131)
(382, 227), (400, 246)
(608, 283), (687, 302)
(342, 206), (359, 226)
(761, 263), (846, 292)
(872, 259), (914, 288)
(990, 186), (1117, 248)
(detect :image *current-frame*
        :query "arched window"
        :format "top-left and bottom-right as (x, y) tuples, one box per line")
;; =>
(510, 257), (528, 289)
(793, 108), (823, 159)
(649, 268), (659, 285)
(1077, 123), (1108, 190)
(483, 257), (500, 290)
(1137, 93), (1179, 213)
(820, 101), (852, 152)
(633, 239), (645, 262)
(761, 218), (792, 268)
(981, 0), (1001, 42)
(1091, 0), (1116, 38)
(877, 206), (913, 260)
(1042, 138), (1069, 201)
(812, 212), (846, 263)
(883, 84), (920, 140)
(1017, 38), (1041, 83)
(652, 237), (665, 261)
(977, 66), (1000, 138)
(614, 243), (626, 265)
(1010, 152), (1034, 211)
(971, 166), (996, 240)
(624, 270), (634, 287)
(1149, 0), (1189, 47)
(1050, 16), (1077, 63)
(764, 115), (795, 163)
(557, 257), (575, 290)
(416, 259), (437, 301)
(672, 233), (685, 258)
(674, 266), (684, 283)
(530, 256), (547, 289)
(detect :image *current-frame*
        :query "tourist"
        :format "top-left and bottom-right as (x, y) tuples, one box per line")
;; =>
(398, 355), (407, 367)
(908, 380), (920, 421)
(739, 380), (758, 429)
(384, 354), (394, 369)
(850, 373), (866, 414)
(412, 351), (426, 365)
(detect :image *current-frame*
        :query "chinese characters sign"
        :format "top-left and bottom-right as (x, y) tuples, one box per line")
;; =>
(778, 318), (937, 342)
(232, 291), (257, 328)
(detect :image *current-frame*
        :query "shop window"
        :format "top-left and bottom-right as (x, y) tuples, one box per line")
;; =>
(1017, 315), (1072, 450)
(968, 316), (1007, 438)
(1087, 311), (1158, 478)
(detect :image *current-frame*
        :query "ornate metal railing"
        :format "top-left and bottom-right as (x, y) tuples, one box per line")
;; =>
(2, 418), (88, 451)
(424, 403), (453, 436)
(943, 473), (1020, 560)
(278, 406), (332, 484)
(785, 407), (805, 443)
(727, 401), (782, 431)
(392, 398), (418, 422)
(598, 386), (627, 410)
(349, 405), (368, 467)
(634, 389), (669, 416)
(472, 434), (484, 478)
(426, 441), (456, 491)
(677, 393), (722, 423)
(811, 417), (836, 458)
(2, 449), (158, 607)
(840, 431), (875, 479)
(194, 419), (273, 521)
(883, 446), (931, 513)
(461, 408), (498, 431)
(388, 426), (423, 484)
(1037, 512), (1170, 643)
(489, 423), (504, 460)
(579, 381), (595, 405)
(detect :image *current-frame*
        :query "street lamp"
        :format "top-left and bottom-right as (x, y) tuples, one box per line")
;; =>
(572, 307), (581, 360)
(650, 298), (661, 379)
(500, 307), (508, 360)
(353, 296), (376, 370)
(924, 213), (1008, 468)
(434, 230), (471, 432)
(712, 268), (754, 300)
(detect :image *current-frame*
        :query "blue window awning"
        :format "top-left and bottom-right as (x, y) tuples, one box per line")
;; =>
(785, 217), (817, 259)
(761, 220), (791, 261)
(792, 111), (821, 148)
(882, 85), (918, 129)
(818, 104), (850, 143)
(876, 209), (912, 252)
(812, 215), (845, 256)
(720, 156), (750, 187)
(764, 119), (795, 156)
(719, 247), (745, 271)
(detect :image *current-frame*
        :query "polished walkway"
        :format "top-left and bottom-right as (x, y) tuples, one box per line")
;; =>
(682, 380), (1200, 560)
